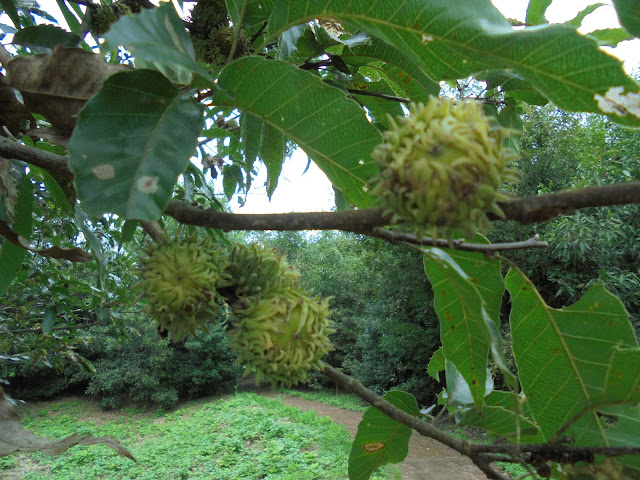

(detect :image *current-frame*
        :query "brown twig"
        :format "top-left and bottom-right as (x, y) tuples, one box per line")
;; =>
(250, 21), (268, 44)
(139, 220), (167, 243)
(346, 88), (410, 104)
(370, 228), (548, 252)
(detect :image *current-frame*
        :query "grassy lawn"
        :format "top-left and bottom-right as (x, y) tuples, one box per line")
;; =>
(278, 389), (369, 411)
(0, 392), (398, 480)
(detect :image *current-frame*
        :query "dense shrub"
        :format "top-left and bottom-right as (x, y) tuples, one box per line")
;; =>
(85, 319), (240, 409)
(5, 317), (241, 409)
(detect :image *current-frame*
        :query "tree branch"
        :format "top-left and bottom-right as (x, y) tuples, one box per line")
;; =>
(370, 229), (548, 252)
(346, 89), (410, 104)
(2, 137), (639, 234)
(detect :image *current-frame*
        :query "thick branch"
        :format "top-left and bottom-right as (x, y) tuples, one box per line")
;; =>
(0, 137), (74, 181)
(2, 137), (639, 232)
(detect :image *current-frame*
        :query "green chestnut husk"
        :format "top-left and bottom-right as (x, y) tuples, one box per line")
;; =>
(231, 287), (334, 386)
(370, 96), (518, 239)
(136, 235), (231, 339)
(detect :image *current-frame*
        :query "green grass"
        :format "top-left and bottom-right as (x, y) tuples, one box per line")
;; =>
(279, 389), (369, 411)
(0, 393), (396, 480)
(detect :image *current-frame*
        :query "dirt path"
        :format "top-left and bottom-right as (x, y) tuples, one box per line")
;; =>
(264, 393), (488, 480)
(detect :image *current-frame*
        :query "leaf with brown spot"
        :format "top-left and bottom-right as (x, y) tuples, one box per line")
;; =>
(349, 391), (419, 480)
(0, 219), (92, 262)
(0, 386), (135, 460)
(5, 46), (126, 144)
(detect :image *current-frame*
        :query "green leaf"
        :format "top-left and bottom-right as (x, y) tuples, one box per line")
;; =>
(226, 0), (274, 28)
(613, 0), (640, 37)
(211, 56), (381, 207)
(457, 391), (541, 440)
(1, 0), (21, 29)
(240, 112), (263, 171)
(12, 25), (81, 48)
(119, 220), (139, 245)
(525, 0), (552, 25)
(74, 205), (105, 287)
(41, 306), (57, 334)
(445, 360), (493, 406)
(103, 2), (213, 84)
(427, 347), (445, 380)
(506, 267), (637, 440)
(55, 0), (81, 35)
(277, 24), (307, 59)
(68, 70), (204, 220)
(423, 248), (492, 409)
(348, 75), (404, 128)
(28, 165), (73, 214)
(566, 3), (605, 28)
(497, 103), (524, 152)
(349, 391), (419, 480)
(444, 235), (504, 324)
(342, 38), (439, 104)
(0, 176), (33, 296)
(266, 0), (640, 126)
(259, 123), (285, 199)
(481, 70), (548, 106)
(587, 27), (635, 47)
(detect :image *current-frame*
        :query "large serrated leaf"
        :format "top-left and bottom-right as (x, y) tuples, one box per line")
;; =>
(103, 2), (212, 84)
(68, 70), (204, 220)
(506, 267), (638, 440)
(423, 248), (493, 409)
(266, 0), (640, 126)
(349, 391), (419, 480)
(211, 56), (381, 207)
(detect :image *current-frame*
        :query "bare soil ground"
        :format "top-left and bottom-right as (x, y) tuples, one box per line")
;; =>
(264, 392), (488, 480)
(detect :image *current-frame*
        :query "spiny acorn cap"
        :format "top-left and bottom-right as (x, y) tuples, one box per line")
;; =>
(136, 236), (231, 339)
(227, 243), (300, 306)
(370, 96), (518, 239)
(231, 288), (334, 386)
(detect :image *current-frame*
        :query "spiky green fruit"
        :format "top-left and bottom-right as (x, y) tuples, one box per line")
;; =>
(231, 288), (334, 385)
(89, 1), (131, 36)
(370, 97), (518, 239)
(136, 236), (231, 339)
(227, 243), (300, 306)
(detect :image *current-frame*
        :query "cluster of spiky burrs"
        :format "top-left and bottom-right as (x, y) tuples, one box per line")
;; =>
(136, 238), (333, 385)
(370, 96), (518, 240)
